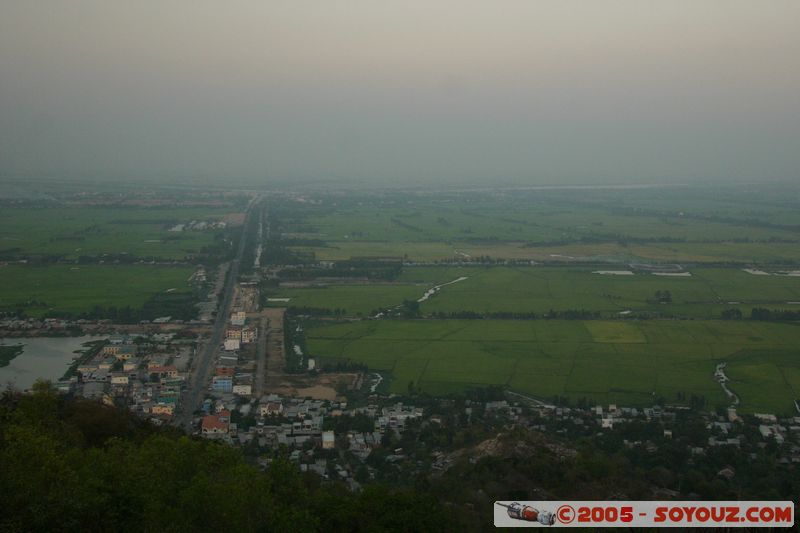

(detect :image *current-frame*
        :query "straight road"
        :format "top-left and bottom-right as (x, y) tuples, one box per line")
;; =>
(254, 314), (269, 398)
(175, 196), (259, 429)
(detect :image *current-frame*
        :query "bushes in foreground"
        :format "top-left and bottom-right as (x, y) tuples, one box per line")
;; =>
(0, 383), (450, 533)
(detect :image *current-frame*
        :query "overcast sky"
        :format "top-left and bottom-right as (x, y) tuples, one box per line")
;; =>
(1, 1), (799, 187)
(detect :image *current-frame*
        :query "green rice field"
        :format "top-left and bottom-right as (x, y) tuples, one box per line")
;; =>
(0, 206), (238, 260)
(268, 266), (800, 319)
(0, 264), (195, 317)
(278, 188), (800, 263)
(306, 319), (800, 414)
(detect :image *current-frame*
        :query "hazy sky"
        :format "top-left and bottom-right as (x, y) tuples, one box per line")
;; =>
(1, 1), (799, 187)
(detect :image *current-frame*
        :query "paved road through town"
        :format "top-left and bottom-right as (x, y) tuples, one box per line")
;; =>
(175, 196), (259, 430)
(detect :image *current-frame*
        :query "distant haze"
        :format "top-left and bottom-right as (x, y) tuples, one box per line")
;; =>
(1, 1), (799, 187)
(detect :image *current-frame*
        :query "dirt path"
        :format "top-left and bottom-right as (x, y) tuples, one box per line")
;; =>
(261, 307), (286, 394)
(417, 276), (469, 302)
(715, 362), (740, 406)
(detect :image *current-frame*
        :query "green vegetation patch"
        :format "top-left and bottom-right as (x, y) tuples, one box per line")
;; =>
(725, 348), (800, 414)
(0, 344), (24, 367)
(0, 264), (195, 318)
(275, 189), (800, 263)
(420, 267), (800, 319)
(273, 266), (800, 320)
(267, 284), (424, 316)
(307, 319), (800, 413)
(585, 322), (647, 343)
(0, 206), (238, 260)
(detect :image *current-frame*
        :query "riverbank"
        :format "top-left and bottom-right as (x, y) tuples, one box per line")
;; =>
(61, 340), (106, 380)
(0, 344), (24, 368)
(0, 336), (106, 390)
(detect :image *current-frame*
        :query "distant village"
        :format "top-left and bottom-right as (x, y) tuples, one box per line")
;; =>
(4, 262), (798, 490)
(49, 320), (800, 488)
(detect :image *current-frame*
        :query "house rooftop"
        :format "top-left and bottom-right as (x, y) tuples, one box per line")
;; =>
(202, 415), (228, 431)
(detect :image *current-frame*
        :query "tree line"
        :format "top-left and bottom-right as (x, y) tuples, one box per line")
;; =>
(721, 307), (800, 321)
(0, 384), (451, 533)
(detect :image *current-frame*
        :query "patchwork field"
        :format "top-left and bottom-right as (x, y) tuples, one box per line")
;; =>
(290, 240), (800, 264)
(415, 267), (800, 318)
(267, 284), (425, 316)
(0, 206), (239, 260)
(277, 188), (800, 264)
(293, 202), (799, 246)
(306, 319), (800, 413)
(0, 264), (195, 317)
(268, 266), (800, 319)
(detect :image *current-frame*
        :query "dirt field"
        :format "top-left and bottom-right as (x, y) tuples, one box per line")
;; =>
(267, 372), (361, 401)
(223, 212), (246, 226)
(258, 307), (363, 400)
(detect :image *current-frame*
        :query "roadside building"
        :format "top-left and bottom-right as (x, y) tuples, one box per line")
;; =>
(322, 431), (335, 449)
(231, 311), (246, 326)
(241, 327), (256, 344)
(114, 346), (137, 361)
(110, 373), (129, 385)
(103, 344), (137, 359)
(102, 345), (119, 356)
(224, 339), (240, 351)
(233, 384), (252, 396)
(148, 365), (178, 379)
(212, 376), (233, 393)
(77, 363), (98, 375)
(151, 403), (175, 416)
(215, 366), (236, 377)
(260, 401), (283, 417)
(201, 414), (229, 439)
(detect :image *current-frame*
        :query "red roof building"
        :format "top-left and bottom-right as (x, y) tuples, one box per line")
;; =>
(201, 414), (229, 436)
(215, 366), (235, 377)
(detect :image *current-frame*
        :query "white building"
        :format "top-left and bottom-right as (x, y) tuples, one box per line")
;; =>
(233, 384), (252, 396)
(241, 327), (256, 344)
(110, 373), (129, 385)
(230, 311), (246, 326)
(224, 339), (240, 351)
(260, 401), (283, 417)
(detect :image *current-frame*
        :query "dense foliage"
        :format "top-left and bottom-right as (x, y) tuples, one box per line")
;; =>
(0, 384), (450, 533)
(0, 346), (24, 368)
(2, 384), (799, 531)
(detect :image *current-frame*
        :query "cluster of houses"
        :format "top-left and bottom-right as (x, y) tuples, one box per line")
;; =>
(0, 317), (87, 332)
(194, 389), (794, 484)
(0, 315), (210, 338)
(200, 394), (423, 460)
(223, 310), (257, 352)
(169, 220), (227, 232)
(696, 409), (800, 457)
(516, 402), (800, 465)
(753, 412), (799, 447)
(212, 309), (257, 397)
(197, 394), (425, 485)
(199, 395), (334, 445)
(197, 394), (431, 488)
(71, 333), (190, 422)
